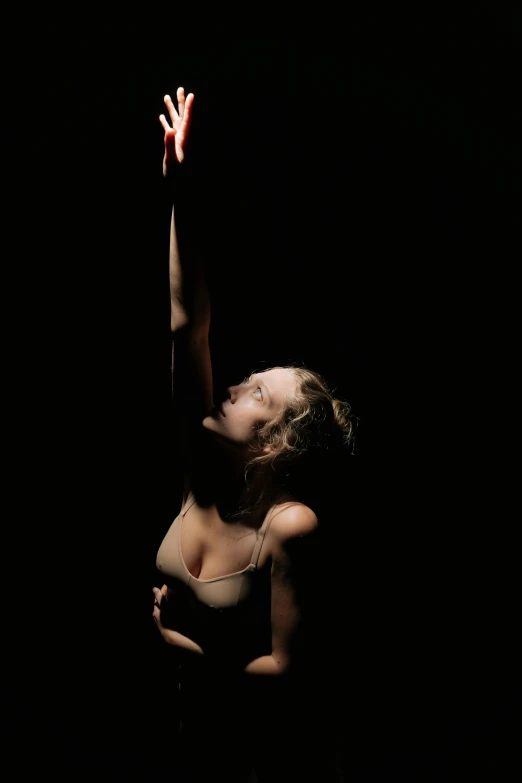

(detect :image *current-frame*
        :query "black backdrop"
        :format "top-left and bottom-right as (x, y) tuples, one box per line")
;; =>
(6, 6), (521, 781)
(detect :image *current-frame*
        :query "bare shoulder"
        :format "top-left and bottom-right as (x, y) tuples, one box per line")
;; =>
(269, 502), (319, 544)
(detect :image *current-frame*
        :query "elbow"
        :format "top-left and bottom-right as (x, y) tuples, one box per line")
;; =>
(171, 317), (210, 342)
(171, 311), (190, 333)
(243, 653), (290, 677)
(272, 652), (291, 676)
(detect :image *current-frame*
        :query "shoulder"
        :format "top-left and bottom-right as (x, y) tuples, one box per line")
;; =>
(268, 504), (319, 598)
(269, 502), (318, 546)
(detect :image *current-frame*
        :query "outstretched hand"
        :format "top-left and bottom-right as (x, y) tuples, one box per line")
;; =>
(159, 87), (194, 175)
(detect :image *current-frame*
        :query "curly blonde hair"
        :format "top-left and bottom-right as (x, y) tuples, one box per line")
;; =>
(245, 365), (356, 476)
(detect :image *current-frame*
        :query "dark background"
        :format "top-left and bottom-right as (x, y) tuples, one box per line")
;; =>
(6, 6), (521, 781)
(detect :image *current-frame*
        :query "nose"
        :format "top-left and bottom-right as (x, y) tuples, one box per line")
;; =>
(227, 385), (238, 404)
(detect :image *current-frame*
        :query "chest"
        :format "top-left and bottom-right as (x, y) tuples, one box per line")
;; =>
(180, 505), (271, 581)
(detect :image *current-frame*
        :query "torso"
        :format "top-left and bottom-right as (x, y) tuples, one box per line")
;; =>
(156, 493), (296, 664)
(156, 484), (315, 671)
(157, 490), (299, 611)
(179, 502), (273, 582)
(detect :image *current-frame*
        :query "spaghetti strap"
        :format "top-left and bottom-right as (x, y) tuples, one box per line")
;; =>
(180, 493), (197, 518)
(249, 504), (282, 569)
(249, 502), (303, 569)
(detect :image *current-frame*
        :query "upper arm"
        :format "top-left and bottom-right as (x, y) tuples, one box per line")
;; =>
(171, 327), (214, 470)
(269, 505), (319, 671)
(171, 327), (213, 411)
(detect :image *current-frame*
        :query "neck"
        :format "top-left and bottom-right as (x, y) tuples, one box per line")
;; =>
(194, 431), (281, 522)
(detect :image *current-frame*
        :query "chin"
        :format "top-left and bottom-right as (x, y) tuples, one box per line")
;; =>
(202, 407), (220, 429)
(201, 416), (227, 443)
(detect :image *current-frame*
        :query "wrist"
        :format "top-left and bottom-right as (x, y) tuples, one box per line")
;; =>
(163, 164), (191, 203)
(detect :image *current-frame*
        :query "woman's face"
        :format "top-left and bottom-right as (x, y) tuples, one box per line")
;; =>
(202, 368), (296, 448)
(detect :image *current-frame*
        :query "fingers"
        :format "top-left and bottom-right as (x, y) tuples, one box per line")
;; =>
(159, 113), (172, 133)
(177, 87), (185, 119)
(160, 89), (194, 169)
(161, 89), (194, 140)
(179, 92), (194, 140)
(152, 586), (163, 607)
(164, 94), (179, 126)
(152, 587), (162, 625)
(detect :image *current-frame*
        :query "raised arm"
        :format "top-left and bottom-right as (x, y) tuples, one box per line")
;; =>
(160, 89), (214, 466)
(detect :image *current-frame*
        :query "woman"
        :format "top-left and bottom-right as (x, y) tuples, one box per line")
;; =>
(152, 87), (354, 783)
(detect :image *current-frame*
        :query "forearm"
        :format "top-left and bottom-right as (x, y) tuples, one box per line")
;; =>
(167, 175), (210, 336)
(169, 203), (189, 331)
(160, 625), (205, 657)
